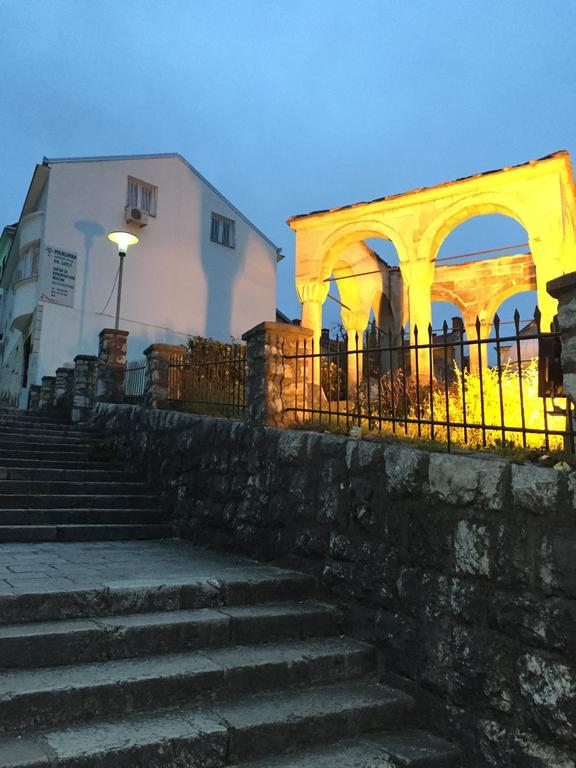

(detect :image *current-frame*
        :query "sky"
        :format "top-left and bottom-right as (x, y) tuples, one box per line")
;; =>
(1, 0), (575, 334)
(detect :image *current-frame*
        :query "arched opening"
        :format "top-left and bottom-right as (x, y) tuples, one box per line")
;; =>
(317, 235), (403, 395)
(434, 213), (532, 327)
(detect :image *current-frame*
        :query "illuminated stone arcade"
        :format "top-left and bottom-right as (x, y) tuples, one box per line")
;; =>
(288, 151), (576, 382)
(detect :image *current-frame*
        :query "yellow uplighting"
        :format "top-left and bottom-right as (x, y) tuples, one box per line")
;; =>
(107, 231), (139, 253)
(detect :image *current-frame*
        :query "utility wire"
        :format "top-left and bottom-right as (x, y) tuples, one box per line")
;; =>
(97, 267), (119, 315)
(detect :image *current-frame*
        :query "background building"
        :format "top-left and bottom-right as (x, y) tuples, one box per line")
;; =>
(0, 154), (281, 406)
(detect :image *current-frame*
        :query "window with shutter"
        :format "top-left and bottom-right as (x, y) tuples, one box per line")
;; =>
(210, 212), (236, 248)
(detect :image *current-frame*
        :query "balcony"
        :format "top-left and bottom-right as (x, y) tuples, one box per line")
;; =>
(19, 211), (43, 250)
(11, 276), (38, 332)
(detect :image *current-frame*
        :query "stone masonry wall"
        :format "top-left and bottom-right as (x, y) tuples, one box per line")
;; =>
(92, 403), (576, 768)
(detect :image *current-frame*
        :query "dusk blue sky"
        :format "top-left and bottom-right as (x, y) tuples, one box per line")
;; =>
(1, 1), (575, 334)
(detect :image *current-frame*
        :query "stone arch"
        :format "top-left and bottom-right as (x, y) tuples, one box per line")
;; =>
(430, 286), (468, 319)
(484, 279), (537, 328)
(418, 195), (530, 264)
(316, 219), (409, 281)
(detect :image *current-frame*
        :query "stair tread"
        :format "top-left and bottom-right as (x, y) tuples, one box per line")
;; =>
(234, 730), (461, 767)
(0, 600), (336, 639)
(0, 681), (412, 765)
(0, 637), (372, 696)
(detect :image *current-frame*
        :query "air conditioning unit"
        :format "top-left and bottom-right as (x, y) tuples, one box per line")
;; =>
(125, 206), (149, 227)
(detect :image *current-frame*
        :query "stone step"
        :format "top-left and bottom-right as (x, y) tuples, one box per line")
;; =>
(0, 410), (69, 424)
(0, 418), (91, 431)
(0, 601), (340, 668)
(0, 523), (171, 543)
(0, 452), (120, 465)
(0, 507), (167, 526)
(0, 480), (150, 495)
(0, 493), (159, 509)
(0, 638), (376, 732)
(0, 433), (96, 446)
(0, 467), (144, 482)
(0, 682), (414, 767)
(0, 424), (95, 438)
(234, 730), (462, 767)
(0, 440), (95, 454)
(0, 568), (316, 624)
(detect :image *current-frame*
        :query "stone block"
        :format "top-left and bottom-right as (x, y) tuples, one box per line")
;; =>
(454, 520), (491, 576)
(511, 464), (561, 515)
(540, 529), (576, 597)
(518, 652), (576, 742)
(384, 445), (428, 497)
(429, 453), (508, 511)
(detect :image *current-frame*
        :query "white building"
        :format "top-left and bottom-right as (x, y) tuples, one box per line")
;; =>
(0, 153), (281, 406)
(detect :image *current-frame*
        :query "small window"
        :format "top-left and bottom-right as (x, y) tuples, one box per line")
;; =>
(211, 212), (236, 248)
(127, 176), (158, 216)
(15, 242), (40, 283)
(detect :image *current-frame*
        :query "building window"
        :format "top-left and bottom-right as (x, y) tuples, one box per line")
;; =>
(127, 176), (158, 216)
(15, 242), (39, 283)
(211, 212), (236, 248)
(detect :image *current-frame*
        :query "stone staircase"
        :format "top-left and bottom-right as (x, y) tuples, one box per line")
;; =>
(0, 410), (461, 767)
(0, 408), (170, 542)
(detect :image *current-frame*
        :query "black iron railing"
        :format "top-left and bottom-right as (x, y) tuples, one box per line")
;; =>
(123, 359), (147, 404)
(167, 344), (246, 417)
(284, 308), (574, 453)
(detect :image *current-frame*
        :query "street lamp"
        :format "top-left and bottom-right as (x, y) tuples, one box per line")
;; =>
(107, 231), (139, 330)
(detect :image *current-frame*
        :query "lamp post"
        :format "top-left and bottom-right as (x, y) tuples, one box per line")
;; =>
(107, 231), (139, 330)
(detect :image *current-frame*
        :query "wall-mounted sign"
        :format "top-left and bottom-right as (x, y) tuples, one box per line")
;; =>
(43, 247), (77, 308)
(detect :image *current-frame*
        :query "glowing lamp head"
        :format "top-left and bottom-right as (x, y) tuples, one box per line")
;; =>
(108, 231), (139, 255)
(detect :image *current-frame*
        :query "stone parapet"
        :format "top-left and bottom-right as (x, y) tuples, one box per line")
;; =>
(72, 355), (97, 423)
(39, 376), (56, 410)
(95, 329), (129, 403)
(242, 321), (315, 428)
(90, 402), (576, 767)
(54, 367), (74, 413)
(548, 271), (576, 400)
(143, 343), (186, 409)
(28, 385), (41, 411)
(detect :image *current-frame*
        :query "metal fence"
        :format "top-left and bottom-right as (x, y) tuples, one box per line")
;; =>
(122, 359), (147, 404)
(284, 308), (574, 453)
(167, 344), (246, 417)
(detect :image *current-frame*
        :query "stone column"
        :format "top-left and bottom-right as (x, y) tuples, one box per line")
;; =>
(297, 281), (329, 384)
(547, 272), (576, 401)
(28, 384), (41, 411)
(242, 321), (315, 427)
(400, 258), (434, 379)
(72, 355), (97, 423)
(144, 343), (186, 409)
(341, 308), (369, 393)
(39, 376), (56, 410)
(54, 367), (75, 413)
(532, 238), (563, 331)
(462, 310), (492, 374)
(95, 329), (129, 403)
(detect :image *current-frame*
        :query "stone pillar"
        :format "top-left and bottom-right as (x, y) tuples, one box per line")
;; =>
(547, 272), (576, 401)
(144, 343), (186, 408)
(532, 238), (563, 331)
(297, 281), (329, 384)
(400, 258), (434, 379)
(54, 367), (75, 413)
(462, 311), (492, 374)
(242, 321), (315, 427)
(72, 355), (97, 423)
(28, 384), (41, 411)
(39, 376), (56, 410)
(341, 308), (369, 393)
(95, 329), (129, 403)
